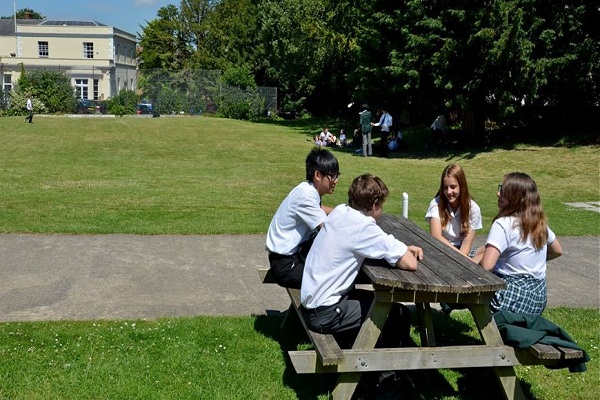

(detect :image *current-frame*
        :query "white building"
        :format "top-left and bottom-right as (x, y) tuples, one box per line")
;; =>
(0, 17), (137, 102)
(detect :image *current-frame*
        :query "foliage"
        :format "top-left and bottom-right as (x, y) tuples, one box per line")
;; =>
(134, 0), (599, 135)
(106, 90), (138, 115)
(218, 86), (265, 120)
(0, 8), (45, 19)
(13, 68), (76, 114)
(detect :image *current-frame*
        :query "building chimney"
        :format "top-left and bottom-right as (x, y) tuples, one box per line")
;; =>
(24, 11), (33, 19)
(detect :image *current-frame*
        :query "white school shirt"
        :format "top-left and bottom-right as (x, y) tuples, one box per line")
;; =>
(373, 112), (392, 132)
(266, 181), (326, 255)
(425, 197), (482, 247)
(486, 216), (556, 279)
(301, 204), (408, 309)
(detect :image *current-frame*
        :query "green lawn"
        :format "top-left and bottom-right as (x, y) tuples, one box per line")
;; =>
(0, 115), (598, 235)
(0, 115), (598, 399)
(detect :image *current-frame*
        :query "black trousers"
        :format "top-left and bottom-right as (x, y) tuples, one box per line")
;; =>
(268, 252), (304, 289)
(302, 289), (411, 349)
(25, 110), (33, 123)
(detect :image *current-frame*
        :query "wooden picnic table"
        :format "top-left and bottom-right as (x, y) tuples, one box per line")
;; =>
(289, 213), (530, 400)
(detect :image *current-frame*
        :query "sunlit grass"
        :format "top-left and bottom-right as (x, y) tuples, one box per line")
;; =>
(0, 115), (598, 235)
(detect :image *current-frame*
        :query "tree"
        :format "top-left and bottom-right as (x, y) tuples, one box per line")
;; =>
(14, 68), (75, 114)
(1, 8), (45, 19)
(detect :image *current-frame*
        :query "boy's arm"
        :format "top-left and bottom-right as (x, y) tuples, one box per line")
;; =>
(394, 245), (422, 271)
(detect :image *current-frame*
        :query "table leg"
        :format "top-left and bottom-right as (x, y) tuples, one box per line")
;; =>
(415, 302), (436, 346)
(469, 304), (526, 400)
(332, 296), (392, 400)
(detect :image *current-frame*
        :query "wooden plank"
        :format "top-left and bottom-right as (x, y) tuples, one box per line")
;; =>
(258, 267), (276, 284)
(286, 289), (344, 366)
(557, 346), (584, 359)
(376, 214), (506, 293)
(289, 344), (574, 374)
(289, 345), (527, 373)
(392, 214), (504, 291)
(529, 344), (562, 360)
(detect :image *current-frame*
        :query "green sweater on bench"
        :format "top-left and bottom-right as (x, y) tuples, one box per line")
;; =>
(493, 310), (590, 372)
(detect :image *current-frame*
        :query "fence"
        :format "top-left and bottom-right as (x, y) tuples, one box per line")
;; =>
(139, 69), (277, 117)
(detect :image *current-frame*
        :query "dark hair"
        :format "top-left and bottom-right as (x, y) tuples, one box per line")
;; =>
(436, 164), (472, 235)
(495, 172), (548, 250)
(305, 147), (339, 181)
(348, 174), (389, 213)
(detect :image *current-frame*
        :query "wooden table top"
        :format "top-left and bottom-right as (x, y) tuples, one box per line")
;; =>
(362, 214), (505, 294)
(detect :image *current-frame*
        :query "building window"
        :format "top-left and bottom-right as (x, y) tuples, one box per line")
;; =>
(75, 79), (89, 99)
(83, 42), (94, 59)
(93, 79), (99, 100)
(38, 41), (49, 57)
(2, 74), (12, 106)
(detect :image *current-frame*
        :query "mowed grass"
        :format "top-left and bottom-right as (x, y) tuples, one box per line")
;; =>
(0, 115), (598, 399)
(0, 308), (596, 399)
(0, 115), (598, 235)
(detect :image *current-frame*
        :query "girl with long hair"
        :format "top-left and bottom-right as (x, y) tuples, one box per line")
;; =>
(477, 172), (562, 314)
(425, 164), (482, 257)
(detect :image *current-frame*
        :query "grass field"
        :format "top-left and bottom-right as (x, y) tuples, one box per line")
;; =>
(0, 115), (598, 399)
(0, 115), (598, 235)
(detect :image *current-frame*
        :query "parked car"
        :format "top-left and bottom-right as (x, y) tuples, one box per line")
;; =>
(76, 99), (95, 114)
(76, 99), (106, 114)
(136, 103), (153, 115)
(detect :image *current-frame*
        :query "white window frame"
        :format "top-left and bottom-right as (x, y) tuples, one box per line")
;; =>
(83, 42), (94, 59)
(38, 41), (49, 57)
(75, 79), (89, 99)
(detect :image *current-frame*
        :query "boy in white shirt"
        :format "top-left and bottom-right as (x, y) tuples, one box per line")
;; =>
(301, 174), (422, 345)
(265, 148), (339, 288)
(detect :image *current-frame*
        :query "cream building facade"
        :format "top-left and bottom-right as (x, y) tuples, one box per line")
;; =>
(0, 18), (137, 103)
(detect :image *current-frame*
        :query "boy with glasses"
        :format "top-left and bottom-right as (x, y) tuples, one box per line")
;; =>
(266, 147), (340, 288)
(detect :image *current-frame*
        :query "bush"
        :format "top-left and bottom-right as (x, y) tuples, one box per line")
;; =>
(12, 68), (75, 114)
(107, 90), (137, 115)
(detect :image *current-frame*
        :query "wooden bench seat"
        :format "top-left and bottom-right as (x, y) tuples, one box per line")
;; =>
(258, 267), (344, 366)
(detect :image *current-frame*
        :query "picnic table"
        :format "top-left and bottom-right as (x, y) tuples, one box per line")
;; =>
(260, 213), (584, 400)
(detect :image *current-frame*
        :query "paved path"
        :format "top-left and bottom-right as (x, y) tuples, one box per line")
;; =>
(0, 234), (598, 322)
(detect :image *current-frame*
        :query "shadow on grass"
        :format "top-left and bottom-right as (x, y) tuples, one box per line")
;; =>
(253, 306), (536, 399)
(261, 116), (599, 163)
(253, 311), (337, 399)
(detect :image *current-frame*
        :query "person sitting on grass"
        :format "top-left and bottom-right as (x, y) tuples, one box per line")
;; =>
(265, 147), (340, 289)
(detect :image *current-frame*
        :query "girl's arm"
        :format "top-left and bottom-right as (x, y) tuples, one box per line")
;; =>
(547, 238), (563, 261)
(429, 218), (464, 255)
(478, 244), (501, 271)
(459, 228), (476, 256)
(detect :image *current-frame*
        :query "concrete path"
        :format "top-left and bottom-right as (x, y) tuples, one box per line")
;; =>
(0, 234), (598, 322)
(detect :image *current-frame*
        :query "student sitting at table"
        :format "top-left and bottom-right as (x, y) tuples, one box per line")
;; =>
(475, 172), (562, 315)
(425, 164), (482, 257)
(300, 174), (423, 393)
(265, 147), (340, 289)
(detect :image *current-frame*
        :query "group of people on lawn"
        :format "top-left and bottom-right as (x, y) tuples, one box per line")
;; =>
(265, 147), (562, 394)
(315, 104), (406, 157)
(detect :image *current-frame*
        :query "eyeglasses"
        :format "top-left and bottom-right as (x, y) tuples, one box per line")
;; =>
(498, 184), (503, 193)
(321, 171), (340, 181)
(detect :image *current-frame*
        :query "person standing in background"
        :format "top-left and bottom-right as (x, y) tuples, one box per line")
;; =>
(25, 96), (33, 123)
(359, 104), (372, 157)
(372, 108), (392, 157)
